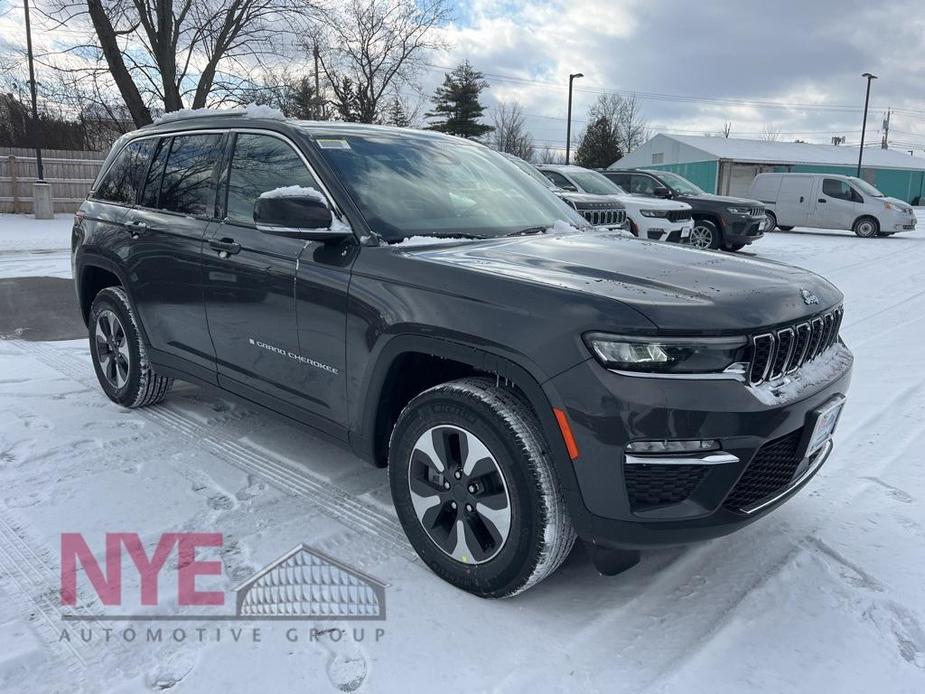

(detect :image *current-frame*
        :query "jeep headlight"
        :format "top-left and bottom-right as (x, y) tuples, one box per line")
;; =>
(639, 209), (669, 218)
(584, 333), (748, 374)
(726, 206), (751, 215)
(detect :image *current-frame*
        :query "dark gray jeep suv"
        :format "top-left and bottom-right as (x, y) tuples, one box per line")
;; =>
(72, 113), (853, 597)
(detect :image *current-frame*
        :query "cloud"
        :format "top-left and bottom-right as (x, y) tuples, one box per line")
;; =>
(423, 0), (925, 152)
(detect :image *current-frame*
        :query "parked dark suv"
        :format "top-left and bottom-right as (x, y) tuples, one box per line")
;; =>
(73, 113), (853, 597)
(601, 169), (767, 251)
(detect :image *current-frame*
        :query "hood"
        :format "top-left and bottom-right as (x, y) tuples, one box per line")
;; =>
(611, 194), (691, 210)
(396, 232), (842, 332)
(686, 193), (764, 207)
(558, 191), (626, 208)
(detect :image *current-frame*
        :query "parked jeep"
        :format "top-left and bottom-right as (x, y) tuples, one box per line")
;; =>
(73, 113), (853, 597)
(601, 169), (767, 251)
(501, 153), (628, 231)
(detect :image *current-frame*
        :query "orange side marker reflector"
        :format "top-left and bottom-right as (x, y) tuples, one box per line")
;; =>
(553, 408), (580, 461)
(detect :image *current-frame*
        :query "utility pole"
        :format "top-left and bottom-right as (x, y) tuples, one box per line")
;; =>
(24, 0), (53, 219)
(565, 72), (583, 165)
(313, 43), (321, 120)
(881, 108), (891, 149)
(857, 73), (877, 178)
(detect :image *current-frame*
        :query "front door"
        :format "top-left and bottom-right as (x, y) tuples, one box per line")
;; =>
(124, 132), (225, 374)
(814, 178), (860, 230)
(204, 131), (349, 421)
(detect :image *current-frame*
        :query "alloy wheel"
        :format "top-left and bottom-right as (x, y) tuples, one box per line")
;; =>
(407, 425), (512, 565)
(690, 224), (714, 249)
(95, 309), (130, 389)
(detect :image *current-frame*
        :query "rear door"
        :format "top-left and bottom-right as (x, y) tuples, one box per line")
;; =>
(203, 131), (348, 420)
(775, 175), (813, 227)
(813, 178), (860, 230)
(124, 132), (225, 375)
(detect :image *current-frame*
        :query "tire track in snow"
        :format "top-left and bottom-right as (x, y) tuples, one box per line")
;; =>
(10, 340), (415, 561)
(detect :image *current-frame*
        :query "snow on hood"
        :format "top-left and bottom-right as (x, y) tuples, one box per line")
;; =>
(392, 220), (586, 247)
(613, 194), (691, 210)
(152, 103), (285, 125)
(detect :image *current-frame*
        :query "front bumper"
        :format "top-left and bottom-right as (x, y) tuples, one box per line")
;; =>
(545, 344), (853, 549)
(722, 213), (766, 242)
(634, 216), (693, 243)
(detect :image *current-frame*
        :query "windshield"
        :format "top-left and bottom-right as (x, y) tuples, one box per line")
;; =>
(645, 170), (705, 195)
(504, 155), (557, 190)
(568, 170), (626, 195)
(311, 131), (586, 242)
(849, 177), (885, 198)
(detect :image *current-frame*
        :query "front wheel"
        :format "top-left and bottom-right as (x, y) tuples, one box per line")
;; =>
(764, 211), (778, 231)
(689, 220), (720, 249)
(388, 377), (576, 598)
(726, 241), (747, 252)
(853, 216), (880, 237)
(89, 287), (173, 408)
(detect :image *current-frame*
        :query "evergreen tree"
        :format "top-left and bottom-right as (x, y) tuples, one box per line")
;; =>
(425, 61), (494, 139)
(384, 96), (412, 127)
(575, 115), (623, 169)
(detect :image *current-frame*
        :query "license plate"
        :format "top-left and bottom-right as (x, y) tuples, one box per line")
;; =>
(680, 225), (692, 238)
(805, 396), (845, 456)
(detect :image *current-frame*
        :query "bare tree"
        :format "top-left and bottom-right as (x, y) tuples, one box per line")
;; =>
(44, 0), (312, 126)
(311, 0), (449, 123)
(536, 144), (565, 165)
(489, 101), (533, 160)
(615, 93), (648, 152)
(722, 121), (732, 138)
(762, 123), (781, 142)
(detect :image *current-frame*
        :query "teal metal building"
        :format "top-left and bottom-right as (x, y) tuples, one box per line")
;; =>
(610, 134), (925, 204)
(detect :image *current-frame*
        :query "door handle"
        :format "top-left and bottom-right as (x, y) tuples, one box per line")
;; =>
(122, 220), (161, 238)
(818, 198), (827, 203)
(210, 238), (241, 258)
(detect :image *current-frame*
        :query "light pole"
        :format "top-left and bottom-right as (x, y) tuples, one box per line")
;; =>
(565, 72), (583, 165)
(857, 72), (877, 178)
(24, 0), (53, 218)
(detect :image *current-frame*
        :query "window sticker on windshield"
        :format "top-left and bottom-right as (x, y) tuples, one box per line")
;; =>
(316, 139), (351, 150)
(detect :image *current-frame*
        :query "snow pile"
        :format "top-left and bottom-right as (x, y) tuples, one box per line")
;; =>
(750, 343), (853, 406)
(547, 219), (582, 235)
(152, 103), (285, 125)
(257, 186), (326, 201)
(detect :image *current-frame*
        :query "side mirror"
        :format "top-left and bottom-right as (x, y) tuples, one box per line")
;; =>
(653, 186), (671, 198)
(253, 191), (351, 241)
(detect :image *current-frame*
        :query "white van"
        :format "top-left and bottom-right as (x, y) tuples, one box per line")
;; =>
(749, 173), (917, 237)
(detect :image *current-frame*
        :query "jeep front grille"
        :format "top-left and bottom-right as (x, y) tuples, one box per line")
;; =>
(748, 307), (843, 386)
(576, 205), (626, 227)
(666, 210), (691, 223)
(748, 206), (764, 217)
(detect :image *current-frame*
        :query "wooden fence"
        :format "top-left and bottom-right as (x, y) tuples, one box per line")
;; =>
(0, 147), (107, 214)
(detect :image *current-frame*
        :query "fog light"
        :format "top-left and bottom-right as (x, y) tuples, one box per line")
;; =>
(625, 439), (720, 454)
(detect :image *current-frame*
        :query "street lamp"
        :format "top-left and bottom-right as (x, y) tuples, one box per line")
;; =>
(857, 72), (877, 178)
(565, 72), (584, 165)
(23, 0), (53, 219)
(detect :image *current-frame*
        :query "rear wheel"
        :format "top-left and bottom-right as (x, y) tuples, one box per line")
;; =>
(689, 220), (720, 250)
(853, 216), (879, 238)
(89, 287), (173, 408)
(388, 377), (576, 598)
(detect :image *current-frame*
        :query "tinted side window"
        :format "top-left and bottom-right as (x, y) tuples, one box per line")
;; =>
(140, 138), (170, 208)
(95, 139), (156, 204)
(225, 134), (320, 225)
(629, 174), (658, 195)
(543, 171), (575, 190)
(158, 134), (223, 216)
(606, 173), (630, 188)
(822, 178), (854, 201)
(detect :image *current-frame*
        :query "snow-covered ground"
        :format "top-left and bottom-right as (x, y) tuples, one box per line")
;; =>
(0, 214), (924, 693)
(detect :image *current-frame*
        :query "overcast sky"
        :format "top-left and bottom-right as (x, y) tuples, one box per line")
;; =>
(426, 0), (925, 154)
(2, 0), (924, 155)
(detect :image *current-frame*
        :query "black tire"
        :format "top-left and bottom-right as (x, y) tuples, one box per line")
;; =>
(88, 287), (173, 408)
(689, 220), (720, 250)
(876, 232), (894, 237)
(726, 241), (747, 252)
(778, 225), (794, 231)
(764, 211), (778, 231)
(853, 216), (880, 238)
(388, 377), (576, 598)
